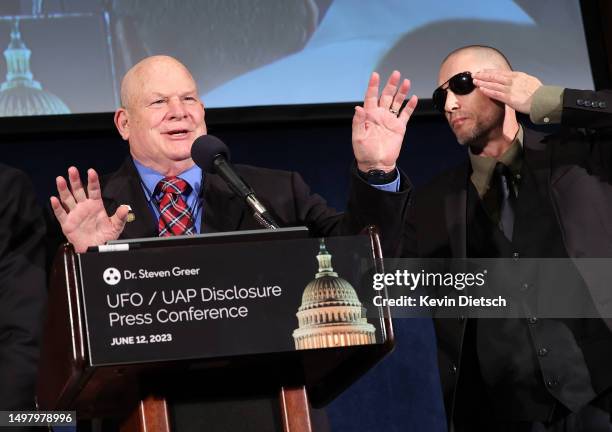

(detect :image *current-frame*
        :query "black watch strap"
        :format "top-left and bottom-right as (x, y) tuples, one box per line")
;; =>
(358, 168), (398, 185)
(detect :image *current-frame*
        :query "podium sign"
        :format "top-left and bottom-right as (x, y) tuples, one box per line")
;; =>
(78, 235), (384, 366)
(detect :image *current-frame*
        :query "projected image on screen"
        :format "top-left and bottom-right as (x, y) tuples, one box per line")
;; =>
(0, 0), (594, 116)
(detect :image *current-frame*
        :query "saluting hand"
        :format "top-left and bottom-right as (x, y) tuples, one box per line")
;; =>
(473, 69), (543, 114)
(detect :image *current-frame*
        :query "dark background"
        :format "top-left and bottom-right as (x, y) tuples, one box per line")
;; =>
(3, 0), (612, 431)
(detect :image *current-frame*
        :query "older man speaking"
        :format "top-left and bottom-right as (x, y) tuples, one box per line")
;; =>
(51, 55), (415, 254)
(49, 55), (416, 431)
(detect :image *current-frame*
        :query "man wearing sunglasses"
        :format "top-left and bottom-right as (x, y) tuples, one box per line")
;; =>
(403, 45), (612, 431)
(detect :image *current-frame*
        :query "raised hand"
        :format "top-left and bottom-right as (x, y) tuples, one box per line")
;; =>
(50, 167), (129, 253)
(473, 69), (543, 114)
(352, 71), (418, 173)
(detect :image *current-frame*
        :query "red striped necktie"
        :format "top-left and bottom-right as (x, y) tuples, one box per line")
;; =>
(156, 176), (196, 236)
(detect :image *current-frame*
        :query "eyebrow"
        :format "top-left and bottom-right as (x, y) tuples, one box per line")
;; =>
(149, 92), (167, 100)
(181, 90), (199, 97)
(149, 90), (198, 98)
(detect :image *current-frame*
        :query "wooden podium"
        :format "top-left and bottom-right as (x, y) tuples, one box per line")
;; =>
(37, 228), (394, 431)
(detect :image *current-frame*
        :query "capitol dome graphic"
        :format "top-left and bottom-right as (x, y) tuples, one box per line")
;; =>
(0, 20), (70, 116)
(292, 239), (376, 349)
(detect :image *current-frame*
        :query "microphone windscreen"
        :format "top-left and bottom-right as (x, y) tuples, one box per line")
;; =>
(191, 135), (231, 173)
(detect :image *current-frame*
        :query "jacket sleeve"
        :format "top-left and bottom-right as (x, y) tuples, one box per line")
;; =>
(0, 166), (47, 409)
(562, 89), (612, 129)
(290, 163), (412, 257)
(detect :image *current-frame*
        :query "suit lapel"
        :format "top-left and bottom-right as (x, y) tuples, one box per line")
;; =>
(444, 165), (468, 258)
(200, 172), (246, 233)
(102, 158), (248, 237)
(522, 127), (552, 195)
(101, 157), (158, 239)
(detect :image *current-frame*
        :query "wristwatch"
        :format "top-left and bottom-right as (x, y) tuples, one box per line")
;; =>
(358, 168), (398, 185)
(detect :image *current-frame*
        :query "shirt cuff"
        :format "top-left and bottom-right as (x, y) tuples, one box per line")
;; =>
(530, 85), (564, 125)
(370, 169), (401, 192)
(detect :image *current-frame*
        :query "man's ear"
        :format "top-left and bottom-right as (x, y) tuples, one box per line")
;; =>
(114, 108), (130, 141)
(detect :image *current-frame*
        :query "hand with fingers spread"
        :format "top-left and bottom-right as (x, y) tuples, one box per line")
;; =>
(352, 70), (418, 173)
(472, 69), (543, 114)
(50, 167), (130, 253)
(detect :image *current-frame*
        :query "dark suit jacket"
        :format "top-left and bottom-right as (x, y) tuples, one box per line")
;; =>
(100, 158), (411, 254)
(402, 89), (612, 423)
(0, 164), (46, 410)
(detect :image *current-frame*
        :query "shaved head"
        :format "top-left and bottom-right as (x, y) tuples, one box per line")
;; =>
(441, 45), (512, 73)
(120, 55), (198, 109)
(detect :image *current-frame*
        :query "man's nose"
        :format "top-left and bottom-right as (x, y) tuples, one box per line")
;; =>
(167, 97), (187, 119)
(445, 90), (460, 113)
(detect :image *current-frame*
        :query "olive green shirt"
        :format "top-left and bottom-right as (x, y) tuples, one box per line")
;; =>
(467, 85), (564, 221)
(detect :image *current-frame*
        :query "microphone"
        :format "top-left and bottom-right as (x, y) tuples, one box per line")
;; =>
(191, 135), (279, 229)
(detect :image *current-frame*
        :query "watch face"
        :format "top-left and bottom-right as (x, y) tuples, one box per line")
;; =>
(365, 169), (397, 185)
(367, 170), (386, 181)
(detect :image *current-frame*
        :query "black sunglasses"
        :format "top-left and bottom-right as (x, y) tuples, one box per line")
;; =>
(432, 71), (475, 113)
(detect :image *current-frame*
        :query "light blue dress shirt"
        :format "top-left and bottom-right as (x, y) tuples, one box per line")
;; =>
(133, 160), (399, 234)
(373, 169), (401, 192)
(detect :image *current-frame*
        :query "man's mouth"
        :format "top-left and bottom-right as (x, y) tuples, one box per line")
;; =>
(451, 117), (469, 128)
(165, 129), (191, 138)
